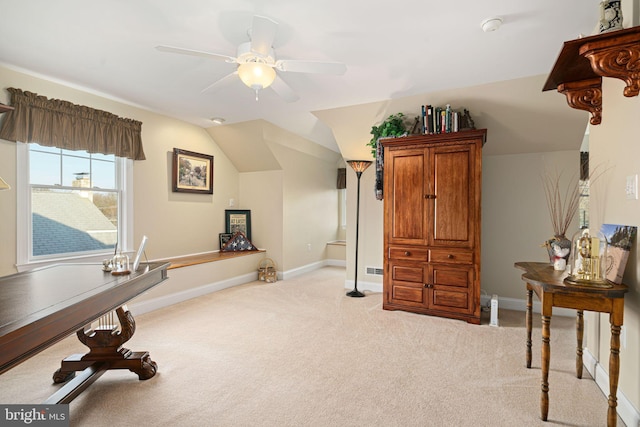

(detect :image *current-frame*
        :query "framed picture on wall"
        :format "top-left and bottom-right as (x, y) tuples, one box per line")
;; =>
(172, 148), (213, 194)
(225, 210), (251, 241)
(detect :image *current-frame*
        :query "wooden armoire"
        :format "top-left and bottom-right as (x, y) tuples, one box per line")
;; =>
(381, 129), (486, 324)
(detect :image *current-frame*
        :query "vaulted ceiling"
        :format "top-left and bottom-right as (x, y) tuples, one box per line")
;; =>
(0, 1), (605, 165)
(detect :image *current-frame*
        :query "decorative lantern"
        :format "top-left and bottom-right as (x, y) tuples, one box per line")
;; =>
(111, 251), (131, 275)
(565, 228), (611, 287)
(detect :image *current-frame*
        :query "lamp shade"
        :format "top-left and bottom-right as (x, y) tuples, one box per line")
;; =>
(0, 176), (10, 191)
(238, 62), (276, 90)
(347, 160), (372, 174)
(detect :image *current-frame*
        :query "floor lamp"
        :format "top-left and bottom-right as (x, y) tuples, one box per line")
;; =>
(346, 160), (372, 298)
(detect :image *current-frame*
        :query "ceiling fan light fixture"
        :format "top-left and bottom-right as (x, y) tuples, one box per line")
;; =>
(238, 61), (276, 91)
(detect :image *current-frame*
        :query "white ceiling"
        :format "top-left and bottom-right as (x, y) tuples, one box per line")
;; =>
(0, 0), (604, 157)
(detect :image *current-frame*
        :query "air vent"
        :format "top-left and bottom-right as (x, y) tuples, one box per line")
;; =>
(366, 266), (383, 276)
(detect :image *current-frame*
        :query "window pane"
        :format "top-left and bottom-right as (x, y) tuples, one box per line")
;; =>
(30, 151), (61, 185)
(92, 159), (116, 189)
(91, 152), (113, 162)
(31, 188), (117, 257)
(62, 156), (91, 187)
(30, 143), (60, 154)
(61, 148), (90, 158)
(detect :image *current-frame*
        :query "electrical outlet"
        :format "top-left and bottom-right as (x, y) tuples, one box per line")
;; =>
(307, 243), (311, 252)
(621, 325), (626, 349)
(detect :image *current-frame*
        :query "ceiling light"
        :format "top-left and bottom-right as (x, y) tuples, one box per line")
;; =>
(237, 61), (276, 99)
(211, 117), (225, 125)
(481, 17), (503, 32)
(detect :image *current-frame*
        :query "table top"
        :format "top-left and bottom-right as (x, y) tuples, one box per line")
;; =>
(0, 262), (169, 374)
(515, 261), (628, 298)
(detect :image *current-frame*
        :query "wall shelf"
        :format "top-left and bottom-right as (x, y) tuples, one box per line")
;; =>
(543, 26), (640, 125)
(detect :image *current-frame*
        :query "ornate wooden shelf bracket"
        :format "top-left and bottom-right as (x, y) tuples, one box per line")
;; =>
(558, 78), (603, 125)
(543, 26), (640, 125)
(581, 41), (640, 97)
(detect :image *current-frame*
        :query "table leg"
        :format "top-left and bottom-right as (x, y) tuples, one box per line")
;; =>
(541, 314), (551, 421)
(526, 289), (533, 369)
(608, 323), (621, 427)
(576, 310), (583, 379)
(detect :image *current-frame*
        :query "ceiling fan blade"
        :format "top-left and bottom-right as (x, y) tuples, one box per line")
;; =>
(250, 15), (278, 57)
(275, 60), (347, 75)
(270, 75), (299, 103)
(156, 45), (236, 63)
(201, 71), (238, 93)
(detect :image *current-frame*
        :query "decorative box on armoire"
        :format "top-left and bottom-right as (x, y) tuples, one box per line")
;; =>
(381, 129), (486, 324)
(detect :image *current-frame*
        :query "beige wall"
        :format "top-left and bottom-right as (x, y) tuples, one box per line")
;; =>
(589, 77), (640, 410)
(239, 170), (284, 269)
(482, 150), (581, 300)
(268, 142), (340, 272)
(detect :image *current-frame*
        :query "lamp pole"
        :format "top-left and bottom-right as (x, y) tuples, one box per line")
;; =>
(346, 160), (372, 298)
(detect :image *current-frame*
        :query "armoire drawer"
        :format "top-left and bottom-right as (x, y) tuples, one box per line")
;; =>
(388, 247), (429, 261)
(429, 249), (473, 264)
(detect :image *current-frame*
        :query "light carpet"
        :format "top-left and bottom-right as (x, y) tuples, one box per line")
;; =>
(0, 267), (620, 426)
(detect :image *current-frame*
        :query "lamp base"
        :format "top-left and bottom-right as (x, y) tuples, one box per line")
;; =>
(346, 289), (365, 298)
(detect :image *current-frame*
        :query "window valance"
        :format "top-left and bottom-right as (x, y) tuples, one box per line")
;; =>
(0, 88), (145, 160)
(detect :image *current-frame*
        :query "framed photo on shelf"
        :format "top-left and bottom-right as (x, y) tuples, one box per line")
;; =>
(219, 233), (233, 250)
(225, 209), (251, 241)
(172, 148), (213, 194)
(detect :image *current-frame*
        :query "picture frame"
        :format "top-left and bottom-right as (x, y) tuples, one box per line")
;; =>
(601, 224), (637, 284)
(172, 148), (213, 194)
(219, 233), (233, 250)
(225, 209), (251, 241)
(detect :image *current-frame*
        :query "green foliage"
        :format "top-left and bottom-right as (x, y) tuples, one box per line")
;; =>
(367, 113), (408, 157)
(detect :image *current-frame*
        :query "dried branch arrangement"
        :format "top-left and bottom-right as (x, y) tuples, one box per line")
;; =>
(542, 164), (606, 238)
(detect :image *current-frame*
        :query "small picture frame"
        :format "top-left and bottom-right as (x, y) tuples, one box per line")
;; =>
(225, 209), (251, 241)
(172, 148), (213, 194)
(219, 233), (233, 250)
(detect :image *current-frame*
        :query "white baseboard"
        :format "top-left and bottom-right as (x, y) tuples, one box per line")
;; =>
(343, 279), (383, 293)
(480, 294), (576, 317)
(583, 348), (640, 427)
(129, 271), (258, 316)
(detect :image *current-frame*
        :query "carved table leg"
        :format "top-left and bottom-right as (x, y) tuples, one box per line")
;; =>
(526, 289), (533, 369)
(541, 314), (551, 421)
(608, 323), (621, 427)
(53, 306), (158, 384)
(576, 310), (584, 379)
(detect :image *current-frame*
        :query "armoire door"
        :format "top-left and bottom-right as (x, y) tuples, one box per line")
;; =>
(427, 143), (476, 248)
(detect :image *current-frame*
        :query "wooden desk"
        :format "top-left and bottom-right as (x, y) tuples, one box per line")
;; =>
(0, 262), (169, 403)
(514, 262), (628, 427)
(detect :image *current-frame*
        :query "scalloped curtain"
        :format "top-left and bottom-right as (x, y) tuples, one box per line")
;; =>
(0, 88), (145, 160)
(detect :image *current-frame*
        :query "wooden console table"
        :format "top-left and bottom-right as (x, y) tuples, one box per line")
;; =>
(514, 262), (628, 426)
(0, 262), (169, 403)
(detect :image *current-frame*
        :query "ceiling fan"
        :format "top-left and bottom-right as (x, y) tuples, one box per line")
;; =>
(156, 15), (347, 102)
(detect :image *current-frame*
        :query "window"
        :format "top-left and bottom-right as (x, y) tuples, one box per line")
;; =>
(17, 143), (133, 270)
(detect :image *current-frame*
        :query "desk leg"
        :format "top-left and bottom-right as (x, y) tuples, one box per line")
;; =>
(541, 314), (551, 422)
(576, 310), (583, 379)
(53, 306), (157, 384)
(526, 289), (533, 369)
(608, 321), (622, 425)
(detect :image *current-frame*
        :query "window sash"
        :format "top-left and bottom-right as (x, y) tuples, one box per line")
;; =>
(16, 143), (133, 272)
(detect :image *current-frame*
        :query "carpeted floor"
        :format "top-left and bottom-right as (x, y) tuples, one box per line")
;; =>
(0, 267), (619, 426)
